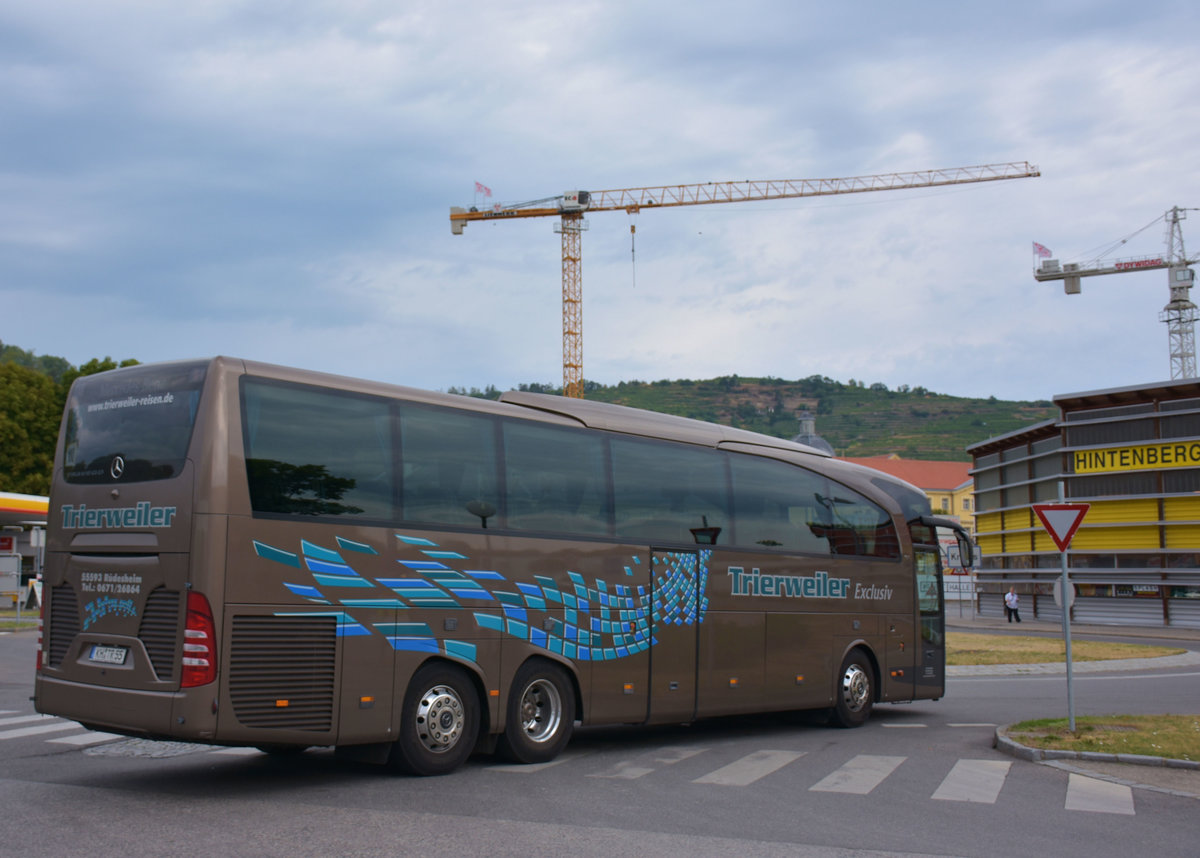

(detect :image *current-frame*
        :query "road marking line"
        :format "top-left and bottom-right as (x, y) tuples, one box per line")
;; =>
(210, 747), (265, 756)
(590, 760), (656, 779)
(488, 750), (591, 773)
(932, 759), (1011, 803)
(809, 754), (906, 794)
(948, 722), (998, 727)
(0, 714), (57, 728)
(588, 746), (706, 779)
(0, 721), (83, 740)
(692, 750), (806, 786)
(48, 731), (123, 746)
(653, 745), (707, 765)
(1065, 773), (1135, 815)
(881, 723), (927, 728)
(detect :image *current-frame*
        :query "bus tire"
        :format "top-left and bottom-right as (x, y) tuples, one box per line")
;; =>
(497, 660), (575, 764)
(830, 648), (874, 728)
(389, 662), (479, 776)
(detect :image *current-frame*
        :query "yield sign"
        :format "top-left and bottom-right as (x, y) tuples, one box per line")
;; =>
(1032, 503), (1090, 551)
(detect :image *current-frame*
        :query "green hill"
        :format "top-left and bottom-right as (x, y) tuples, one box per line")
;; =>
(451, 375), (1057, 462)
(2, 343), (1055, 484)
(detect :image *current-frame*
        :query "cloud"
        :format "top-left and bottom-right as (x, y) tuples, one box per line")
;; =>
(1, 1), (1198, 403)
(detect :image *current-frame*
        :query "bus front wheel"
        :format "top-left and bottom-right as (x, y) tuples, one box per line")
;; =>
(830, 648), (874, 728)
(497, 660), (575, 764)
(389, 662), (480, 776)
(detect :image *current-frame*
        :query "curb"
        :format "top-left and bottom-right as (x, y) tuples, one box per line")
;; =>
(947, 648), (1200, 676)
(993, 725), (1200, 770)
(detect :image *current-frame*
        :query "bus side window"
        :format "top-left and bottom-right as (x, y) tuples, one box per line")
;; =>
(728, 455), (899, 558)
(730, 455), (828, 553)
(502, 421), (609, 536)
(242, 379), (394, 519)
(400, 405), (499, 528)
(611, 437), (730, 545)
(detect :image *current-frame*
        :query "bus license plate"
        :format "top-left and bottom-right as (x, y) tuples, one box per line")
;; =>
(89, 645), (128, 665)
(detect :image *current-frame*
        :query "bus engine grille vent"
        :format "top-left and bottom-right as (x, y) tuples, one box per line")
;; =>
(47, 583), (80, 668)
(229, 615), (337, 731)
(138, 587), (180, 681)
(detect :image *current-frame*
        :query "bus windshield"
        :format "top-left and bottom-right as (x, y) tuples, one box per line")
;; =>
(62, 361), (208, 484)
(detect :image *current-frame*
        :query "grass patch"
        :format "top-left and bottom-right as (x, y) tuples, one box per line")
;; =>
(946, 632), (1183, 666)
(1007, 715), (1200, 761)
(0, 605), (38, 632)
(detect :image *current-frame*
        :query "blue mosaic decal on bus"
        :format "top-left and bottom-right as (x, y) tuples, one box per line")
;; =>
(252, 535), (710, 664)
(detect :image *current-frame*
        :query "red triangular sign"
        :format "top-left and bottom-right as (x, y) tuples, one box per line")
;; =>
(1032, 503), (1090, 551)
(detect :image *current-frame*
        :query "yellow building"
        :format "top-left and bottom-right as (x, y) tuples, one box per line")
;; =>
(968, 379), (1200, 627)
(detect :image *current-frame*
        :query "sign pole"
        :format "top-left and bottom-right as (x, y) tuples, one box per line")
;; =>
(1058, 482), (1075, 732)
(1032, 491), (1090, 734)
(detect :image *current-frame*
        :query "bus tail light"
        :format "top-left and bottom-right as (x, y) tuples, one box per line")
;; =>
(181, 591), (217, 688)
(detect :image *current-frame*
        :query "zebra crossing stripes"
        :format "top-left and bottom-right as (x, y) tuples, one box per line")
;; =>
(0, 714), (83, 740)
(1, 714), (1145, 815)
(491, 750), (590, 773)
(932, 759), (1011, 803)
(590, 745), (706, 779)
(48, 731), (124, 746)
(808, 754), (905, 794)
(1065, 773), (1136, 815)
(496, 744), (1139, 815)
(691, 750), (806, 786)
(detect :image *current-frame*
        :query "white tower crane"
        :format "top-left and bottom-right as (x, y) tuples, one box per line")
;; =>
(1034, 206), (1199, 379)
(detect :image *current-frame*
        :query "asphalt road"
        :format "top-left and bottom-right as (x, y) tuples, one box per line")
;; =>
(2, 626), (1197, 858)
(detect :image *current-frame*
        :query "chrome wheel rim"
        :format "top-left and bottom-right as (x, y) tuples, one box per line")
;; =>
(518, 678), (562, 743)
(415, 684), (466, 753)
(841, 663), (871, 713)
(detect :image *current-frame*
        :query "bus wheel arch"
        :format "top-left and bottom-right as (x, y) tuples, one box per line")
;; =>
(830, 646), (877, 729)
(497, 657), (577, 764)
(388, 660), (482, 776)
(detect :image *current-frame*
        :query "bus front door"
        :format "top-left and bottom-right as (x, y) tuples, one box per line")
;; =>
(646, 549), (699, 724)
(915, 547), (945, 695)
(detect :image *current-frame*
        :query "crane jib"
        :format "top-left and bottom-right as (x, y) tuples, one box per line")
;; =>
(449, 161), (1041, 397)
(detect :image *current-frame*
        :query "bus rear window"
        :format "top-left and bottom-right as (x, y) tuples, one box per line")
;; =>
(62, 362), (207, 484)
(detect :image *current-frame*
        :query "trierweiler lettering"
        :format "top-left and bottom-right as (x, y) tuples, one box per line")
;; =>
(727, 567), (851, 599)
(60, 502), (177, 529)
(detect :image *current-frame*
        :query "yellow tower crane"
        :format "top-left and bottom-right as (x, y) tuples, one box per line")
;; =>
(451, 161), (1041, 397)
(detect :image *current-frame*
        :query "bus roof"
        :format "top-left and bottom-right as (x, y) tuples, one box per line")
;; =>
(229, 357), (833, 458)
(499, 390), (833, 457)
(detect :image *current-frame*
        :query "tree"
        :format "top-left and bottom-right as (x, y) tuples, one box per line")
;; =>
(0, 351), (139, 495)
(0, 340), (72, 384)
(0, 363), (61, 494)
(58, 356), (139, 394)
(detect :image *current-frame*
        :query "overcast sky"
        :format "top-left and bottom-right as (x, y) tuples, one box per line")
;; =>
(3, 1), (1198, 402)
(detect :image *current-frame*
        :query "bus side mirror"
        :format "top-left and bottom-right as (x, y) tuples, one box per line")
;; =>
(955, 532), (974, 569)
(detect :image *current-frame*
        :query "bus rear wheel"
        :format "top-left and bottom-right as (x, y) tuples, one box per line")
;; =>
(497, 660), (575, 764)
(389, 662), (479, 776)
(830, 648), (874, 728)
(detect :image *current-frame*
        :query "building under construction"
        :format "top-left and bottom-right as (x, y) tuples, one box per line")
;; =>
(969, 379), (1200, 628)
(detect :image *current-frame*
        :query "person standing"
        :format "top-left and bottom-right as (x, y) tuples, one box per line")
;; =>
(1005, 587), (1021, 623)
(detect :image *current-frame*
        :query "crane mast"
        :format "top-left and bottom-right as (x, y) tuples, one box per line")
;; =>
(1035, 206), (1199, 379)
(452, 161), (1041, 397)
